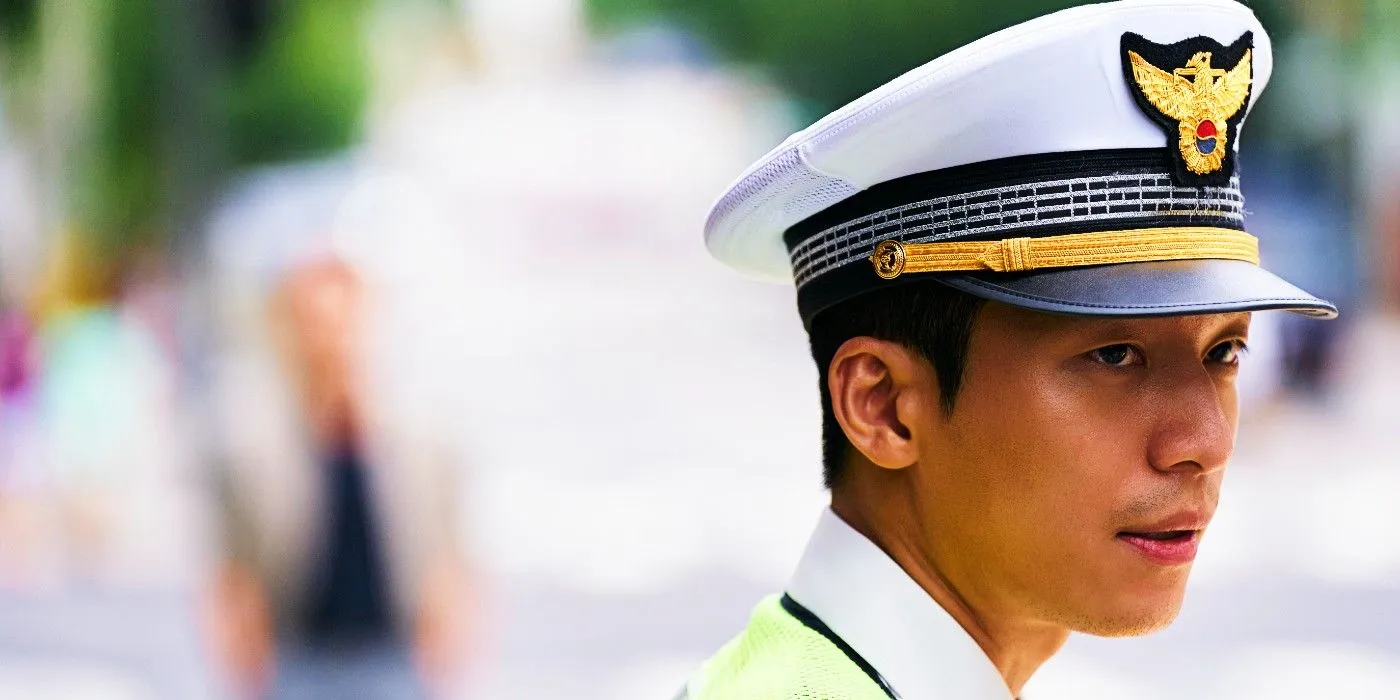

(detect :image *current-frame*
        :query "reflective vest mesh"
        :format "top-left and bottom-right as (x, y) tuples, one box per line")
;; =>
(684, 595), (891, 700)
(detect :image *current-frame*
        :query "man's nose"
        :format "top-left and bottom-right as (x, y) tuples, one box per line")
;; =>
(1145, 365), (1236, 476)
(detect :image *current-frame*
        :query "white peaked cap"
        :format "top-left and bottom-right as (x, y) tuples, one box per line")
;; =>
(701, 0), (1335, 324)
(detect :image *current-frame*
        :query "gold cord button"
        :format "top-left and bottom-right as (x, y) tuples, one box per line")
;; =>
(871, 240), (907, 279)
(866, 227), (1258, 279)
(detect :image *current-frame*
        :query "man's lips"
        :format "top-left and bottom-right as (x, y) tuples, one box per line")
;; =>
(1116, 512), (1208, 565)
(1116, 530), (1199, 565)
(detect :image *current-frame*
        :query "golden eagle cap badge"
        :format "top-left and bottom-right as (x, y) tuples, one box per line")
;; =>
(1121, 31), (1253, 186)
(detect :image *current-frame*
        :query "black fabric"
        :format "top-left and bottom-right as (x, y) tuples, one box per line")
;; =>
(782, 148), (1233, 251)
(790, 201), (1248, 324)
(302, 443), (396, 648)
(775, 144), (1338, 324)
(783, 145), (1246, 312)
(779, 594), (898, 699)
(1119, 31), (1254, 187)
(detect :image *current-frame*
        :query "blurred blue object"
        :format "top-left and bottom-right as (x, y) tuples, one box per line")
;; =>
(598, 24), (717, 68)
(272, 643), (425, 700)
(1244, 148), (1363, 310)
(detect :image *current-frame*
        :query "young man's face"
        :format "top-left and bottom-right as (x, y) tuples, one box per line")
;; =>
(913, 302), (1250, 637)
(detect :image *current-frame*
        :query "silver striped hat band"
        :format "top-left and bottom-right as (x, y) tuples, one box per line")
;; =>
(789, 172), (1243, 288)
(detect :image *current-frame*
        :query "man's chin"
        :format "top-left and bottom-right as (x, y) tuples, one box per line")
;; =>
(1066, 587), (1189, 638)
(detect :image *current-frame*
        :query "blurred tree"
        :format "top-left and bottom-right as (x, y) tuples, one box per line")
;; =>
(0, 0), (35, 45)
(223, 0), (372, 166)
(0, 0), (373, 257)
(220, 0), (273, 61)
(587, 0), (1297, 120)
(89, 0), (168, 253)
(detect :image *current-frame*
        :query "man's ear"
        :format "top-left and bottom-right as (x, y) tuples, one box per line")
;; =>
(828, 337), (936, 470)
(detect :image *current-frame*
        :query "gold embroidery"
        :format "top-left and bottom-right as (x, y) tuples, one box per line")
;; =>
(868, 227), (1258, 279)
(1127, 49), (1252, 175)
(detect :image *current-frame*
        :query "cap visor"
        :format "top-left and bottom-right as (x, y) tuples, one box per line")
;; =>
(938, 258), (1337, 319)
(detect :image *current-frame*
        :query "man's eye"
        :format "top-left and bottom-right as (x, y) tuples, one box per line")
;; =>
(1207, 339), (1248, 365)
(1089, 344), (1142, 367)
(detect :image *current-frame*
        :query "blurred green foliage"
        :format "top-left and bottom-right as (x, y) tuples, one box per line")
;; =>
(0, 0), (35, 45)
(0, 0), (371, 251)
(90, 0), (167, 251)
(0, 0), (1314, 255)
(588, 0), (1295, 119)
(224, 0), (370, 166)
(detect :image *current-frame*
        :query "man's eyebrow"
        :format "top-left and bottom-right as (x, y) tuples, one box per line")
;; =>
(1209, 313), (1252, 339)
(1041, 318), (1140, 341)
(1085, 321), (1141, 339)
(1039, 314), (1252, 343)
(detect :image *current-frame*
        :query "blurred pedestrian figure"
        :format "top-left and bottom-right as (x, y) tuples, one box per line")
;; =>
(0, 306), (43, 584)
(1380, 173), (1400, 309)
(0, 308), (33, 412)
(208, 255), (471, 699)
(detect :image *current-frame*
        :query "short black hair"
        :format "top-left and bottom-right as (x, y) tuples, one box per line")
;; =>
(806, 281), (986, 489)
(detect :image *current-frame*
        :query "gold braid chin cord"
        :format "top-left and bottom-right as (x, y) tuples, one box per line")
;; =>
(869, 226), (1259, 279)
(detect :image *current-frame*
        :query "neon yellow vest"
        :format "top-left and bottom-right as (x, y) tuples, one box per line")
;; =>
(682, 594), (895, 700)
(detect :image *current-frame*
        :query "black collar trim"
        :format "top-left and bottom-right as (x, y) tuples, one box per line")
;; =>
(780, 593), (899, 699)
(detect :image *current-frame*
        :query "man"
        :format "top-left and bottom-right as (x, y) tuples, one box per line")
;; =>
(208, 256), (470, 699)
(683, 1), (1336, 698)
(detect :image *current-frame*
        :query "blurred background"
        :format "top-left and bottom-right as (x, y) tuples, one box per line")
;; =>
(0, 0), (1395, 698)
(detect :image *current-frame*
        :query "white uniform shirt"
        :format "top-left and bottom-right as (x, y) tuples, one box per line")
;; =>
(786, 508), (1016, 700)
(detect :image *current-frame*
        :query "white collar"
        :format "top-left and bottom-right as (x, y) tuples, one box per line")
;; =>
(786, 508), (1014, 700)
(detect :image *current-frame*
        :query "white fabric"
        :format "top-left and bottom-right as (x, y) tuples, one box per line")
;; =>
(786, 508), (1014, 700)
(705, 0), (1272, 282)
